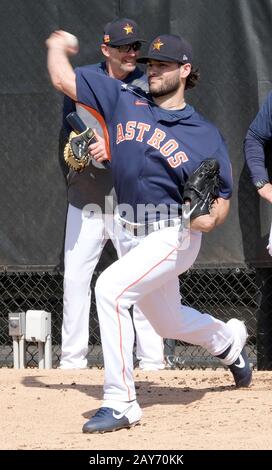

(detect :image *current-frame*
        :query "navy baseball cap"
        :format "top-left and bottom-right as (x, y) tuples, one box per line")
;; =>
(137, 34), (193, 64)
(103, 18), (145, 46)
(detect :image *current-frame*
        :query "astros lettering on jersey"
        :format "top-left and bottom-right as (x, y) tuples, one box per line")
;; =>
(76, 69), (232, 222)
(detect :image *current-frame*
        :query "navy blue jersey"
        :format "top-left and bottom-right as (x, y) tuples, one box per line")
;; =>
(76, 69), (233, 222)
(63, 62), (147, 137)
(244, 91), (272, 184)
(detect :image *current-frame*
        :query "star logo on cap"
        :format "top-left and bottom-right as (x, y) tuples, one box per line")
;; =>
(152, 39), (164, 51)
(123, 23), (133, 35)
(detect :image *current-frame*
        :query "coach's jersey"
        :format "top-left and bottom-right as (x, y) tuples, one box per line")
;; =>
(62, 62), (147, 211)
(244, 91), (272, 184)
(76, 69), (233, 223)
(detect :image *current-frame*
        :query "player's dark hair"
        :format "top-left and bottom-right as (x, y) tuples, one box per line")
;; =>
(185, 67), (200, 90)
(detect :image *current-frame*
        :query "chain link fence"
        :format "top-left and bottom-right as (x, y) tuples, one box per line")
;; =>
(1, 266), (270, 369)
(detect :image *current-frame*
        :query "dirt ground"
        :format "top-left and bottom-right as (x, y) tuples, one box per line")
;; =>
(0, 368), (272, 450)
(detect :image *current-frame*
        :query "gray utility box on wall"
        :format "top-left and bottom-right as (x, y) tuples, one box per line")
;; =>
(9, 311), (26, 337)
(8, 312), (26, 368)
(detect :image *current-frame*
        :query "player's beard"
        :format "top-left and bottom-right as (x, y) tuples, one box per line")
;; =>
(149, 74), (180, 98)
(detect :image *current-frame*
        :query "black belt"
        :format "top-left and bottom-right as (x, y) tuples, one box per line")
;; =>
(118, 217), (181, 237)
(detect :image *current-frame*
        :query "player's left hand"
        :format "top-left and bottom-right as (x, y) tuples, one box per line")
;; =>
(88, 130), (109, 163)
(190, 198), (230, 232)
(190, 213), (217, 232)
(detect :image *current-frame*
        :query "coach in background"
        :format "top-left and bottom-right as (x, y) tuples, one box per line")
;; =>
(244, 90), (272, 370)
(244, 91), (272, 201)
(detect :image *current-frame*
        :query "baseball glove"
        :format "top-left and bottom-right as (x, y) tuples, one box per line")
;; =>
(183, 159), (220, 220)
(63, 127), (97, 172)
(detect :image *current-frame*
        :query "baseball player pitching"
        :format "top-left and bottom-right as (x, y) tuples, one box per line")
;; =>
(46, 30), (252, 434)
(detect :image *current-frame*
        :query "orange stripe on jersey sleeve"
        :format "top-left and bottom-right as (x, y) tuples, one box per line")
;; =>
(77, 103), (111, 161)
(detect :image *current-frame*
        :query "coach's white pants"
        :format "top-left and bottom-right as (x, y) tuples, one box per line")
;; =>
(60, 204), (164, 369)
(95, 222), (234, 402)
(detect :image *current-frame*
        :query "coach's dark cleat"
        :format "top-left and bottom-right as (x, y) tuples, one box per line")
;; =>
(82, 402), (142, 434)
(228, 346), (252, 388)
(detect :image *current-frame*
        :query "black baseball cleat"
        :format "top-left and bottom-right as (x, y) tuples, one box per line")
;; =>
(228, 346), (252, 388)
(82, 402), (142, 434)
(217, 319), (252, 388)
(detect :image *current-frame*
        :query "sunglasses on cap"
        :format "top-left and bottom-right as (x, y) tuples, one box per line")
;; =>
(110, 41), (142, 53)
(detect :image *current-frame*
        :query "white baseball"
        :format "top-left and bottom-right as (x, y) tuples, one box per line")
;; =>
(63, 32), (79, 48)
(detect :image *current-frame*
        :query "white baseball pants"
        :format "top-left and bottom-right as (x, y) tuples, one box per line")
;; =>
(60, 204), (164, 369)
(95, 221), (234, 402)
